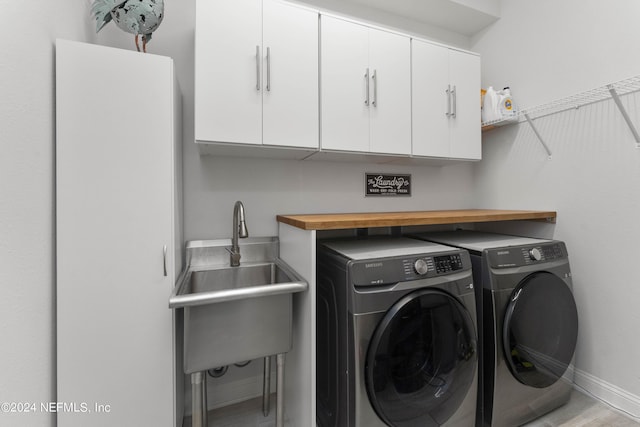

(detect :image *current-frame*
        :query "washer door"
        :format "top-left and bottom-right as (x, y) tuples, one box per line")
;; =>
(365, 289), (477, 427)
(503, 271), (578, 388)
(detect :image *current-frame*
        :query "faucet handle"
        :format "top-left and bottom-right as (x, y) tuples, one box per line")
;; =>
(229, 251), (241, 267)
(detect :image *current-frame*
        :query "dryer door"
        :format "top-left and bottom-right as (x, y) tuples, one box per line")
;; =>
(365, 289), (477, 427)
(503, 271), (578, 388)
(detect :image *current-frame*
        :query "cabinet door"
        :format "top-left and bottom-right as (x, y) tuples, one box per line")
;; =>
(411, 39), (450, 158)
(56, 40), (177, 427)
(368, 29), (411, 155)
(263, 0), (318, 148)
(449, 50), (481, 160)
(195, 0), (262, 144)
(320, 16), (370, 152)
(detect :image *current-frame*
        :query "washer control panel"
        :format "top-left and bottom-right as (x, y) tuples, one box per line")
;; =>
(403, 254), (465, 277)
(434, 253), (464, 273)
(402, 257), (435, 278)
(350, 251), (470, 286)
(488, 242), (567, 268)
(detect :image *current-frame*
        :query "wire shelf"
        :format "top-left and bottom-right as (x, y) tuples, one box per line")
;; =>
(481, 74), (640, 127)
(481, 74), (640, 157)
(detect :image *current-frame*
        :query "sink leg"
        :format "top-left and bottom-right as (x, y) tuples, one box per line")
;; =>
(276, 353), (285, 427)
(201, 372), (208, 425)
(262, 356), (271, 416)
(191, 371), (208, 427)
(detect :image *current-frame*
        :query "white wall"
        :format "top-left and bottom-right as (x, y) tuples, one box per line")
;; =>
(13, 0), (639, 422)
(293, 0), (472, 47)
(472, 0), (640, 416)
(186, 156), (475, 240)
(0, 1), (193, 425)
(0, 2), (94, 426)
(452, 0), (501, 17)
(474, 0), (640, 107)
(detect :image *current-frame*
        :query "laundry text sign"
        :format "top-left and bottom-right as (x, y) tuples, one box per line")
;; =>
(365, 173), (411, 197)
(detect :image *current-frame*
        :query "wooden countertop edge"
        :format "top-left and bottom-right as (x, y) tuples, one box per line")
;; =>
(276, 209), (557, 231)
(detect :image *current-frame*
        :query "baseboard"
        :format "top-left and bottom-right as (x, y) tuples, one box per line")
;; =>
(574, 368), (640, 419)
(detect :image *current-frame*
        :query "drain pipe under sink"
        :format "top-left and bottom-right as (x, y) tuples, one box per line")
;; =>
(192, 355), (285, 426)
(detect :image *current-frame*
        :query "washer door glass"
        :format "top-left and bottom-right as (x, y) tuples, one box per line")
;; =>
(365, 289), (477, 427)
(503, 271), (578, 388)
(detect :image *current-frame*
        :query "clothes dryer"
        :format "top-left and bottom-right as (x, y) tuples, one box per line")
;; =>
(410, 231), (578, 427)
(316, 237), (478, 427)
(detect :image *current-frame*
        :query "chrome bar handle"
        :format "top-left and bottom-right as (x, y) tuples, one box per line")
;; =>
(446, 85), (451, 116)
(266, 47), (271, 92)
(364, 68), (370, 106)
(163, 245), (167, 277)
(372, 69), (377, 107)
(256, 45), (261, 91)
(451, 85), (457, 118)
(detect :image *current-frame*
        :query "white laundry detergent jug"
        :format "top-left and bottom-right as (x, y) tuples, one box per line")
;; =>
(482, 86), (500, 122)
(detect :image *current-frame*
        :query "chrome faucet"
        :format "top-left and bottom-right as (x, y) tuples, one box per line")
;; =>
(230, 201), (249, 266)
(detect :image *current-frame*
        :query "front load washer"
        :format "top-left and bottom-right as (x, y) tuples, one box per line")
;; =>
(316, 236), (478, 427)
(410, 231), (578, 427)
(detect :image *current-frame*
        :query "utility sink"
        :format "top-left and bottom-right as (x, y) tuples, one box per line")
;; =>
(169, 238), (307, 374)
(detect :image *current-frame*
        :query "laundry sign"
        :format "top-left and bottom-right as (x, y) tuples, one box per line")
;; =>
(365, 173), (411, 197)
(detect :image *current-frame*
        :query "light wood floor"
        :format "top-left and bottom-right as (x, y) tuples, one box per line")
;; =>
(522, 388), (640, 427)
(185, 388), (640, 426)
(187, 394), (278, 427)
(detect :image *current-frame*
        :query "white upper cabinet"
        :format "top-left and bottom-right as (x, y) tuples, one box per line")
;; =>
(194, 1), (480, 162)
(412, 39), (481, 160)
(196, 0), (261, 145)
(195, 0), (319, 149)
(320, 16), (369, 153)
(368, 28), (412, 155)
(448, 49), (481, 159)
(262, 0), (319, 148)
(321, 16), (411, 156)
(411, 41), (450, 158)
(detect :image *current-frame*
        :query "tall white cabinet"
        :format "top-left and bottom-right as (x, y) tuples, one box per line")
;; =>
(56, 40), (182, 427)
(321, 15), (411, 155)
(195, 0), (319, 151)
(412, 39), (481, 160)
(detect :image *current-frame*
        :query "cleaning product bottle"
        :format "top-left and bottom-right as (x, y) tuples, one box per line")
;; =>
(499, 87), (516, 120)
(482, 86), (499, 123)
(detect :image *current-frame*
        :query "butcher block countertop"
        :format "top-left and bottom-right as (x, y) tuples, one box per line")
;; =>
(276, 209), (557, 231)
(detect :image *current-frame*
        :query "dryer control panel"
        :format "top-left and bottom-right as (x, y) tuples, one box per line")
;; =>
(488, 242), (567, 269)
(350, 251), (471, 287)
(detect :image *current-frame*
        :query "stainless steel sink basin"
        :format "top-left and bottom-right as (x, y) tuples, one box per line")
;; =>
(171, 261), (306, 307)
(169, 238), (307, 374)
